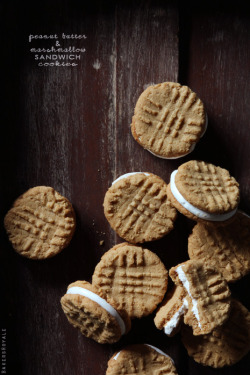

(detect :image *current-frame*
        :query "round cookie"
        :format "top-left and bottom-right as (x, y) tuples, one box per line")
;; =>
(167, 160), (240, 223)
(4, 186), (76, 259)
(103, 172), (177, 243)
(169, 259), (231, 335)
(154, 286), (188, 337)
(181, 299), (250, 368)
(131, 82), (207, 159)
(60, 280), (131, 344)
(106, 344), (178, 375)
(188, 211), (250, 282)
(92, 242), (168, 319)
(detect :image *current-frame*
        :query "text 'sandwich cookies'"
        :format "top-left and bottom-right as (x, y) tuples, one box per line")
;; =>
(131, 82), (207, 159)
(167, 160), (240, 223)
(92, 242), (168, 319)
(60, 281), (131, 344)
(104, 172), (177, 243)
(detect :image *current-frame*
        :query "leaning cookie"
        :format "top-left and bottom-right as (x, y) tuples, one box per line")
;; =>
(92, 242), (168, 319)
(169, 260), (231, 335)
(154, 286), (188, 337)
(188, 211), (250, 282)
(106, 344), (178, 375)
(181, 299), (250, 368)
(167, 160), (239, 224)
(4, 186), (76, 259)
(131, 82), (207, 159)
(104, 172), (177, 243)
(60, 280), (131, 344)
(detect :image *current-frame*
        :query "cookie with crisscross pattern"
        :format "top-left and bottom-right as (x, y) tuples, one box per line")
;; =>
(131, 82), (207, 159)
(170, 259), (231, 335)
(181, 299), (250, 368)
(4, 186), (76, 259)
(61, 280), (131, 344)
(104, 172), (177, 243)
(92, 243), (168, 318)
(106, 344), (178, 375)
(188, 211), (250, 282)
(167, 160), (239, 223)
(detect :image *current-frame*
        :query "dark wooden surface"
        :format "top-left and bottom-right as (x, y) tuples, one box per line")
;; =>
(1, 1), (250, 374)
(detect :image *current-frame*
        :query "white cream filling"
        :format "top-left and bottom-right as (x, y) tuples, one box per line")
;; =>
(164, 298), (188, 335)
(114, 344), (174, 363)
(170, 170), (237, 221)
(67, 286), (126, 335)
(143, 113), (208, 159)
(112, 172), (150, 185)
(176, 266), (201, 329)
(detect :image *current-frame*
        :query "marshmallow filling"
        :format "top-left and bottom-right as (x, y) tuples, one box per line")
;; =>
(170, 170), (237, 221)
(67, 286), (126, 335)
(164, 298), (188, 335)
(176, 266), (202, 329)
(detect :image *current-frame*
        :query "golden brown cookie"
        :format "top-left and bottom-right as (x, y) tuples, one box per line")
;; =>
(92, 242), (168, 319)
(60, 280), (131, 344)
(167, 160), (240, 223)
(4, 186), (76, 259)
(131, 82), (207, 159)
(106, 344), (178, 375)
(169, 260), (231, 335)
(154, 286), (188, 337)
(103, 172), (177, 243)
(188, 211), (250, 282)
(181, 299), (250, 368)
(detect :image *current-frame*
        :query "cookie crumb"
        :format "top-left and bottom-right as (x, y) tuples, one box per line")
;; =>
(99, 240), (104, 246)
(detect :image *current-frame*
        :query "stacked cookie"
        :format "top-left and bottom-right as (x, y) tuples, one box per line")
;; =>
(4, 82), (250, 374)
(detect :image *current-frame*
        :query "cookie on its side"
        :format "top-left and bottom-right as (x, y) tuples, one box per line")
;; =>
(154, 286), (188, 337)
(170, 260), (231, 335)
(60, 281), (131, 344)
(106, 344), (178, 375)
(4, 186), (76, 259)
(131, 82), (207, 159)
(104, 172), (177, 243)
(92, 242), (168, 319)
(188, 211), (250, 282)
(167, 160), (239, 224)
(181, 299), (250, 368)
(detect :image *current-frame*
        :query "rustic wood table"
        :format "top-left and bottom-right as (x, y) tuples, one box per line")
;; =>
(1, 1), (250, 374)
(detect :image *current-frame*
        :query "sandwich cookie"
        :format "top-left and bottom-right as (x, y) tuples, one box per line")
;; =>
(131, 82), (207, 159)
(106, 344), (178, 375)
(181, 299), (250, 368)
(154, 286), (188, 337)
(60, 280), (130, 344)
(188, 211), (250, 282)
(104, 172), (177, 243)
(92, 242), (168, 319)
(167, 160), (240, 223)
(4, 186), (76, 259)
(169, 260), (231, 335)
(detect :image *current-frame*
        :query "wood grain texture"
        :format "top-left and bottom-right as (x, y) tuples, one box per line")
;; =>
(1, 1), (250, 374)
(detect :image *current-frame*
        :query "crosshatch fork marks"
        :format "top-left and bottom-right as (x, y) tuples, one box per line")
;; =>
(92, 244), (168, 318)
(103, 173), (177, 243)
(132, 82), (206, 157)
